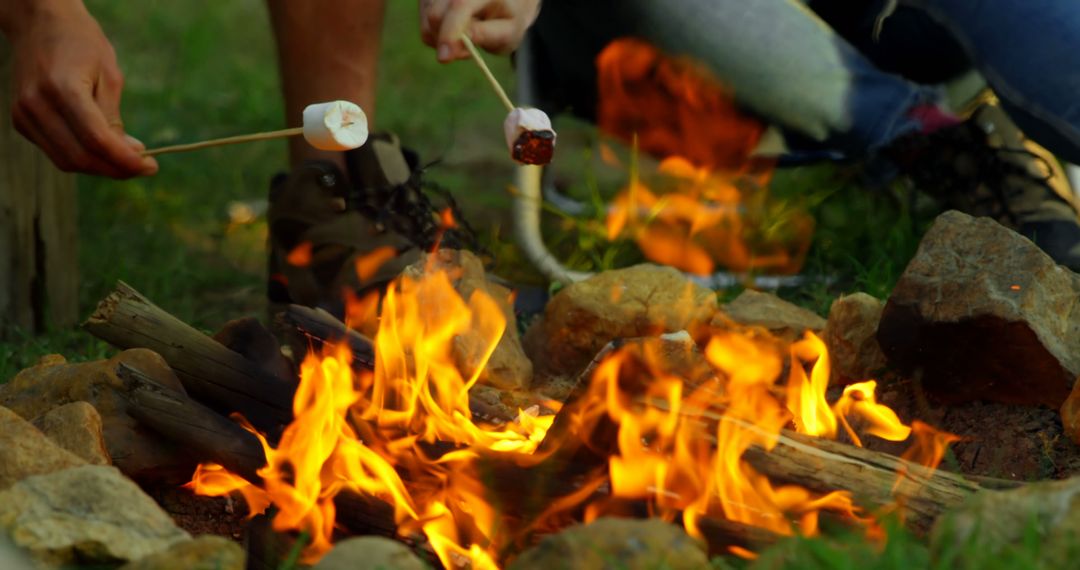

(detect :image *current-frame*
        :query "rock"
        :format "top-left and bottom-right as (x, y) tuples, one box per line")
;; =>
(526, 264), (717, 381)
(509, 518), (709, 570)
(403, 249), (533, 390)
(0, 406), (85, 490)
(32, 402), (111, 465)
(0, 465), (189, 566)
(0, 349), (195, 479)
(121, 536), (244, 570)
(822, 293), (887, 385)
(719, 289), (826, 341)
(877, 211), (1080, 407)
(314, 537), (426, 570)
(931, 476), (1080, 568)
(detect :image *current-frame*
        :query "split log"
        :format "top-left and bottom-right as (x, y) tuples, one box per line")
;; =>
(741, 428), (982, 533)
(276, 305), (376, 370)
(540, 336), (995, 535)
(117, 361), (401, 538)
(116, 362), (266, 482)
(85, 281), (293, 431)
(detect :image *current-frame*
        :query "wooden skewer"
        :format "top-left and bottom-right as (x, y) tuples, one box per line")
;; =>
(461, 34), (514, 112)
(141, 126), (304, 157)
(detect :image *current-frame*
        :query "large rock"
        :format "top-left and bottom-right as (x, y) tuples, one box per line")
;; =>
(931, 476), (1080, 568)
(32, 401), (111, 465)
(526, 264), (717, 381)
(509, 518), (709, 570)
(403, 249), (534, 390)
(0, 465), (189, 566)
(314, 537), (426, 570)
(719, 289), (826, 341)
(877, 211), (1080, 407)
(0, 406), (85, 490)
(822, 293), (887, 385)
(0, 350), (194, 479)
(121, 536), (244, 570)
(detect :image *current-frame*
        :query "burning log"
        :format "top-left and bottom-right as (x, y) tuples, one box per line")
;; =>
(84, 281), (293, 432)
(541, 336), (1002, 536)
(115, 362), (266, 483)
(116, 359), (401, 539)
(740, 428), (982, 533)
(276, 305), (375, 370)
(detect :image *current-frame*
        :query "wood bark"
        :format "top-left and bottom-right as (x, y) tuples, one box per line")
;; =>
(275, 304), (375, 369)
(116, 362), (267, 482)
(741, 428), (983, 533)
(0, 39), (78, 337)
(85, 281), (293, 432)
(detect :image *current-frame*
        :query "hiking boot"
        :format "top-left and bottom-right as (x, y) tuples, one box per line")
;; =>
(267, 133), (480, 320)
(885, 101), (1080, 271)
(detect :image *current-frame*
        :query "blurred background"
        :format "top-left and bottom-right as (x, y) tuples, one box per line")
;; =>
(0, 0), (928, 379)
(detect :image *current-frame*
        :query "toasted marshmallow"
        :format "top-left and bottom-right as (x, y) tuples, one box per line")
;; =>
(302, 101), (369, 151)
(503, 107), (557, 165)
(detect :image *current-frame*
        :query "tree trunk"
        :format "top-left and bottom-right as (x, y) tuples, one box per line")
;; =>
(0, 39), (78, 337)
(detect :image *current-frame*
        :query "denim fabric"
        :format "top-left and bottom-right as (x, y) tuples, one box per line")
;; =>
(529, 0), (939, 158)
(901, 0), (1080, 163)
(529, 0), (1080, 161)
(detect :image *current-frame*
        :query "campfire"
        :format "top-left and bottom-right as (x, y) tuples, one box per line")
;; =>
(51, 243), (977, 570)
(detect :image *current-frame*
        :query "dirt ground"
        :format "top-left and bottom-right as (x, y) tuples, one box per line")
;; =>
(863, 375), (1080, 482)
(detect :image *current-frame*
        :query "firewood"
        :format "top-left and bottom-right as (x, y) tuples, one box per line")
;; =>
(85, 281), (293, 432)
(116, 362), (266, 482)
(275, 304), (375, 370)
(538, 336), (999, 535)
(740, 428), (982, 533)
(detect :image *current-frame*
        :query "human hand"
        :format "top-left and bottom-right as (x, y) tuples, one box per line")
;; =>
(7, 2), (157, 178)
(419, 0), (541, 63)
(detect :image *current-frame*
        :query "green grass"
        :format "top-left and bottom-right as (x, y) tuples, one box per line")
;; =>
(713, 517), (1076, 570)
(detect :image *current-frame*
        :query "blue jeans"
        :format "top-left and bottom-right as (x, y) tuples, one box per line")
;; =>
(903, 0), (1080, 164)
(528, 0), (1080, 162)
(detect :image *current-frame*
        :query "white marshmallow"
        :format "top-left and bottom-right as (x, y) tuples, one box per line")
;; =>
(302, 101), (369, 151)
(503, 107), (555, 152)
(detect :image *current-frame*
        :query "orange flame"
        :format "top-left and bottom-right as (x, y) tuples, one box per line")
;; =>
(191, 268), (958, 566)
(354, 246), (398, 283)
(192, 264), (550, 567)
(597, 39), (814, 275)
(286, 242), (313, 267)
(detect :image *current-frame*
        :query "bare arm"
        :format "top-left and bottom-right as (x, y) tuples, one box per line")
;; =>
(1, 0), (157, 178)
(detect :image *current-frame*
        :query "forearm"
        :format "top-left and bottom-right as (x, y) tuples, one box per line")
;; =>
(0, 0), (87, 40)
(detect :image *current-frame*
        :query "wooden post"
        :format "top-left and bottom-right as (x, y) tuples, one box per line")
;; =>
(0, 39), (78, 337)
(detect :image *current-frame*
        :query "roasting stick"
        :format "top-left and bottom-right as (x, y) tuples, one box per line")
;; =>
(142, 128), (304, 157)
(461, 34), (514, 112)
(141, 100), (369, 157)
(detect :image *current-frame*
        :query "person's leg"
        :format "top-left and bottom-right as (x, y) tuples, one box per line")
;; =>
(902, 0), (1080, 164)
(529, 0), (943, 157)
(808, 0), (971, 85)
(266, 0), (386, 171)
